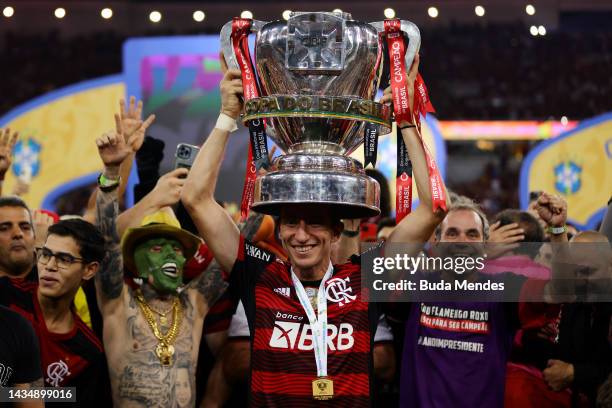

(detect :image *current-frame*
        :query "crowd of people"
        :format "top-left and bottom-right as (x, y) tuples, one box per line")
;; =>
(2, 21), (612, 120)
(0, 45), (610, 408)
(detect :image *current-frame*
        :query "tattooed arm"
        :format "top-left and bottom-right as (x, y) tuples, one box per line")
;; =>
(186, 259), (228, 316)
(95, 187), (124, 302)
(94, 129), (134, 312)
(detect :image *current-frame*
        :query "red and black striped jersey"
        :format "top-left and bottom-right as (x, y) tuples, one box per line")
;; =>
(0, 277), (111, 406)
(231, 236), (380, 407)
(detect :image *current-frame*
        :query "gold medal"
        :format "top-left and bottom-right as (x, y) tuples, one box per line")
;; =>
(312, 377), (334, 400)
(155, 343), (175, 366)
(135, 290), (182, 366)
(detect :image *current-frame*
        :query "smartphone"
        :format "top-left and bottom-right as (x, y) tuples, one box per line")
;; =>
(174, 143), (200, 173)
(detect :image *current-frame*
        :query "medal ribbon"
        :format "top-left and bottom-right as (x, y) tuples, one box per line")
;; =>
(396, 132), (413, 221)
(384, 19), (447, 223)
(231, 18), (270, 221)
(363, 34), (384, 168)
(291, 263), (334, 378)
(363, 123), (379, 168)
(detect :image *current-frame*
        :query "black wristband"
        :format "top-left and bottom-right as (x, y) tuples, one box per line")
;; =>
(341, 229), (360, 238)
(400, 124), (416, 130)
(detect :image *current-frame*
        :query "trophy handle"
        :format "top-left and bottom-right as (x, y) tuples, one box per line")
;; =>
(220, 20), (266, 70)
(369, 20), (421, 72)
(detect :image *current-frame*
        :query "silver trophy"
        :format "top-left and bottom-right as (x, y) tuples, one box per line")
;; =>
(220, 11), (420, 218)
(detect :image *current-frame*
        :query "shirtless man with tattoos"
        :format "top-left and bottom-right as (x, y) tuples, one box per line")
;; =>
(93, 128), (227, 407)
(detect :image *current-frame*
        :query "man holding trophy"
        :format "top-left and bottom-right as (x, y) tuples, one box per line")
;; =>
(182, 11), (449, 407)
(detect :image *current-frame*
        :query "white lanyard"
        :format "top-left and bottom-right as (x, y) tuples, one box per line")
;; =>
(291, 262), (334, 377)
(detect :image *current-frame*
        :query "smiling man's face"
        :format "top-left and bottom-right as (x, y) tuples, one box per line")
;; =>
(279, 206), (341, 276)
(0, 206), (35, 277)
(134, 237), (186, 294)
(435, 209), (486, 263)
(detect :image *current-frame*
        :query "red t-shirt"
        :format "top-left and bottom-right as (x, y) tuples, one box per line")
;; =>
(0, 278), (111, 406)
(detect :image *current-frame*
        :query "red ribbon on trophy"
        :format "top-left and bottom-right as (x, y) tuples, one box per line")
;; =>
(363, 34), (385, 169)
(231, 18), (270, 221)
(384, 19), (446, 223)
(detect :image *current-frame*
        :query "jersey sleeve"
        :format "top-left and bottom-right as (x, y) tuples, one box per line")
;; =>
(229, 235), (276, 334)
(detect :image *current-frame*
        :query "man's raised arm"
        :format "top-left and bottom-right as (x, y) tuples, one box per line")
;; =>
(388, 55), (450, 245)
(94, 130), (135, 308)
(181, 61), (242, 273)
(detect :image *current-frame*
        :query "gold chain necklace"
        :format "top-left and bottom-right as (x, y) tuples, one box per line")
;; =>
(141, 299), (174, 326)
(135, 290), (183, 366)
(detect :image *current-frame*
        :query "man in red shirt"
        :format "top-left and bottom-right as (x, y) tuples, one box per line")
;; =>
(181, 57), (449, 406)
(0, 218), (110, 406)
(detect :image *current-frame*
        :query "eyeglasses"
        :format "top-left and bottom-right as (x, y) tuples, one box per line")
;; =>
(37, 247), (85, 269)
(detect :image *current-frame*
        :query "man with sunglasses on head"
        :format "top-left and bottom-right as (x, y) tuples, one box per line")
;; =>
(0, 218), (111, 407)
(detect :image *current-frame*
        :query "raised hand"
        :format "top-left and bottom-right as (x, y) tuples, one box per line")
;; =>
(114, 96), (156, 152)
(219, 53), (244, 120)
(0, 127), (18, 177)
(32, 210), (55, 248)
(379, 54), (420, 127)
(486, 221), (525, 258)
(11, 178), (30, 197)
(96, 130), (132, 169)
(535, 192), (567, 228)
(149, 168), (189, 208)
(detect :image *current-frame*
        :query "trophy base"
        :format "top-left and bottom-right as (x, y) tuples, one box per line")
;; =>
(251, 154), (380, 219)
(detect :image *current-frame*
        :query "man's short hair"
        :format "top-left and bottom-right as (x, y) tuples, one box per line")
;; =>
(435, 195), (490, 240)
(0, 196), (32, 223)
(493, 209), (543, 258)
(47, 219), (105, 263)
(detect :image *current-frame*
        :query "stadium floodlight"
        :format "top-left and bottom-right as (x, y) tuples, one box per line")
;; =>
(3, 6), (14, 18)
(193, 10), (205, 22)
(101, 8), (113, 19)
(149, 10), (162, 23)
(428, 7), (439, 18)
(475, 6), (485, 17)
(54, 7), (66, 19)
(529, 25), (538, 36)
(240, 10), (253, 19)
(282, 10), (292, 20)
(384, 8), (396, 19)
(526, 5), (536, 16)
(538, 25), (546, 36)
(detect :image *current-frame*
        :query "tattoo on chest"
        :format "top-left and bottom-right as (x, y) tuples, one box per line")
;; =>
(117, 355), (194, 408)
(114, 295), (198, 407)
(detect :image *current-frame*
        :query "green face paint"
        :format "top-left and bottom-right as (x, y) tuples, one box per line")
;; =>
(134, 237), (186, 294)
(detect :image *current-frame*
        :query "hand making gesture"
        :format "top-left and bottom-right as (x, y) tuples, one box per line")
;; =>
(96, 130), (134, 178)
(114, 96), (156, 152)
(0, 127), (18, 178)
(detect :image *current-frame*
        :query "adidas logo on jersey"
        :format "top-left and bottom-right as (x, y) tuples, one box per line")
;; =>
(269, 321), (355, 351)
(273, 287), (290, 297)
